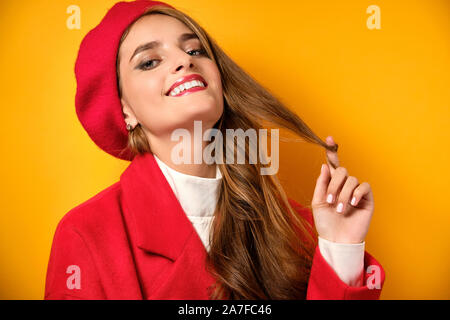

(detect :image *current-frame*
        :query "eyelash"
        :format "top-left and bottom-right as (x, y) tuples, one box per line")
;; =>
(138, 48), (207, 70)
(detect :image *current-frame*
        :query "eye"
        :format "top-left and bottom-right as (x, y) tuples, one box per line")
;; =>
(187, 48), (207, 56)
(138, 48), (208, 71)
(138, 59), (159, 70)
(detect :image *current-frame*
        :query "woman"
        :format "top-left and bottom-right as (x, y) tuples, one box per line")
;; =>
(45, 0), (385, 300)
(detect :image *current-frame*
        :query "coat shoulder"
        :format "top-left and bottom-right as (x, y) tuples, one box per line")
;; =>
(46, 182), (124, 300)
(56, 181), (123, 235)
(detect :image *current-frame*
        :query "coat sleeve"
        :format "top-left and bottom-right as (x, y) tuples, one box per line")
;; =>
(288, 199), (386, 300)
(44, 213), (106, 300)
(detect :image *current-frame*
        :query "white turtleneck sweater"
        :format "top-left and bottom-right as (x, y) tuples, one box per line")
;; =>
(153, 155), (365, 287)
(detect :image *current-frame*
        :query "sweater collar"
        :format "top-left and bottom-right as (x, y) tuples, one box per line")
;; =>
(119, 152), (200, 261)
(153, 154), (222, 218)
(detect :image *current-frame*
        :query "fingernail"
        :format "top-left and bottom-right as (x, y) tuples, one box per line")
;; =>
(351, 197), (356, 206)
(326, 194), (333, 204)
(337, 202), (343, 213)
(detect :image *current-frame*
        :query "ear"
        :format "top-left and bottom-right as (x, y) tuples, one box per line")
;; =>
(121, 97), (138, 126)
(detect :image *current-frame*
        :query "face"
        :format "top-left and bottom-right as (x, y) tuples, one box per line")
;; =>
(118, 14), (223, 140)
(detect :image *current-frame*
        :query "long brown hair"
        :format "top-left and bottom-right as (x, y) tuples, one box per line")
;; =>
(116, 5), (338, 299)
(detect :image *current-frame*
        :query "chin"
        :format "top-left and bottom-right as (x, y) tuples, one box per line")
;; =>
(175, 111), (221, 131)
(184, 102), (221, 119)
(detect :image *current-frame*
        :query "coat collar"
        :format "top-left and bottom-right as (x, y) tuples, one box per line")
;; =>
(120, 152), (200, 261)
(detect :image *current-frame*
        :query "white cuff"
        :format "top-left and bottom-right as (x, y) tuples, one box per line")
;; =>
(318, 236), (365, 287)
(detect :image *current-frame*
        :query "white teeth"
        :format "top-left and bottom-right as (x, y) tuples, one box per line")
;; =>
(169, 80), (205, 96)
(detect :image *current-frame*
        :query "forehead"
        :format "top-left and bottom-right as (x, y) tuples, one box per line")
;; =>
(120, 14), (193, 55)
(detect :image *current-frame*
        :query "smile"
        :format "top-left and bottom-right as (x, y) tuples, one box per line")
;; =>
(166, 74), (208, 97)
(169, 82), (207, 97)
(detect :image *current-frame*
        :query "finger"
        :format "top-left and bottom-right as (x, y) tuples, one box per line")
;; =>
(351, 182), (374, 207)
(335, 176), (359, 214)
(325, 167), (348, 205)
(312, 163), (331, 206)
(325, 136), (339, 174)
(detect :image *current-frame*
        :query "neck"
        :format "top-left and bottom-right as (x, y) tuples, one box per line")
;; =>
(145, 131), (217, 179)
(154, 152), (217, 178)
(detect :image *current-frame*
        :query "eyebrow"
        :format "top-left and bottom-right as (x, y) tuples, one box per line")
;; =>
(129, 32), (199, 63)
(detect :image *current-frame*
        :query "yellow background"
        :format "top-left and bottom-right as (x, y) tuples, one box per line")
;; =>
(0, 0), (448, 299)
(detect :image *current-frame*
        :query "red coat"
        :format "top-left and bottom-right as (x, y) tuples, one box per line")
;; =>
(44, 152), (385, 300)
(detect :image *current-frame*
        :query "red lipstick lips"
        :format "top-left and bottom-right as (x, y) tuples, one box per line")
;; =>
(165, 74), (208, 96)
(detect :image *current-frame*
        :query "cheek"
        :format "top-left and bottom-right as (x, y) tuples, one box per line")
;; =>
(128, 76), (163, 112)
(132, 76), (160, 98)
(204, 63), (223, 96)
(122, 76), (171, 134)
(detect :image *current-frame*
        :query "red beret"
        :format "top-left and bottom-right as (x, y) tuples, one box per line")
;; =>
(75, 0), (175, 161)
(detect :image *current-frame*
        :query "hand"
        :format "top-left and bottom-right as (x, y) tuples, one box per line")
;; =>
(311, 136), (375, 244)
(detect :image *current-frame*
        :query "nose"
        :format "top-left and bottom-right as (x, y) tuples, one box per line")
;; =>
(171, 50), (195, 73)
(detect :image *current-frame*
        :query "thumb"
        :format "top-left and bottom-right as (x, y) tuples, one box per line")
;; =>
(312, 163), (331, 206)
(325, 136), (339, 175)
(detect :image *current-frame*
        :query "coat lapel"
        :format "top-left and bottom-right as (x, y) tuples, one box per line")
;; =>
(120, 151), (197, 261)
(119, 152), (218, 299)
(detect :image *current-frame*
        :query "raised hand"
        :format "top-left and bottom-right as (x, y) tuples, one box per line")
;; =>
(311, 136), (375, 244)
